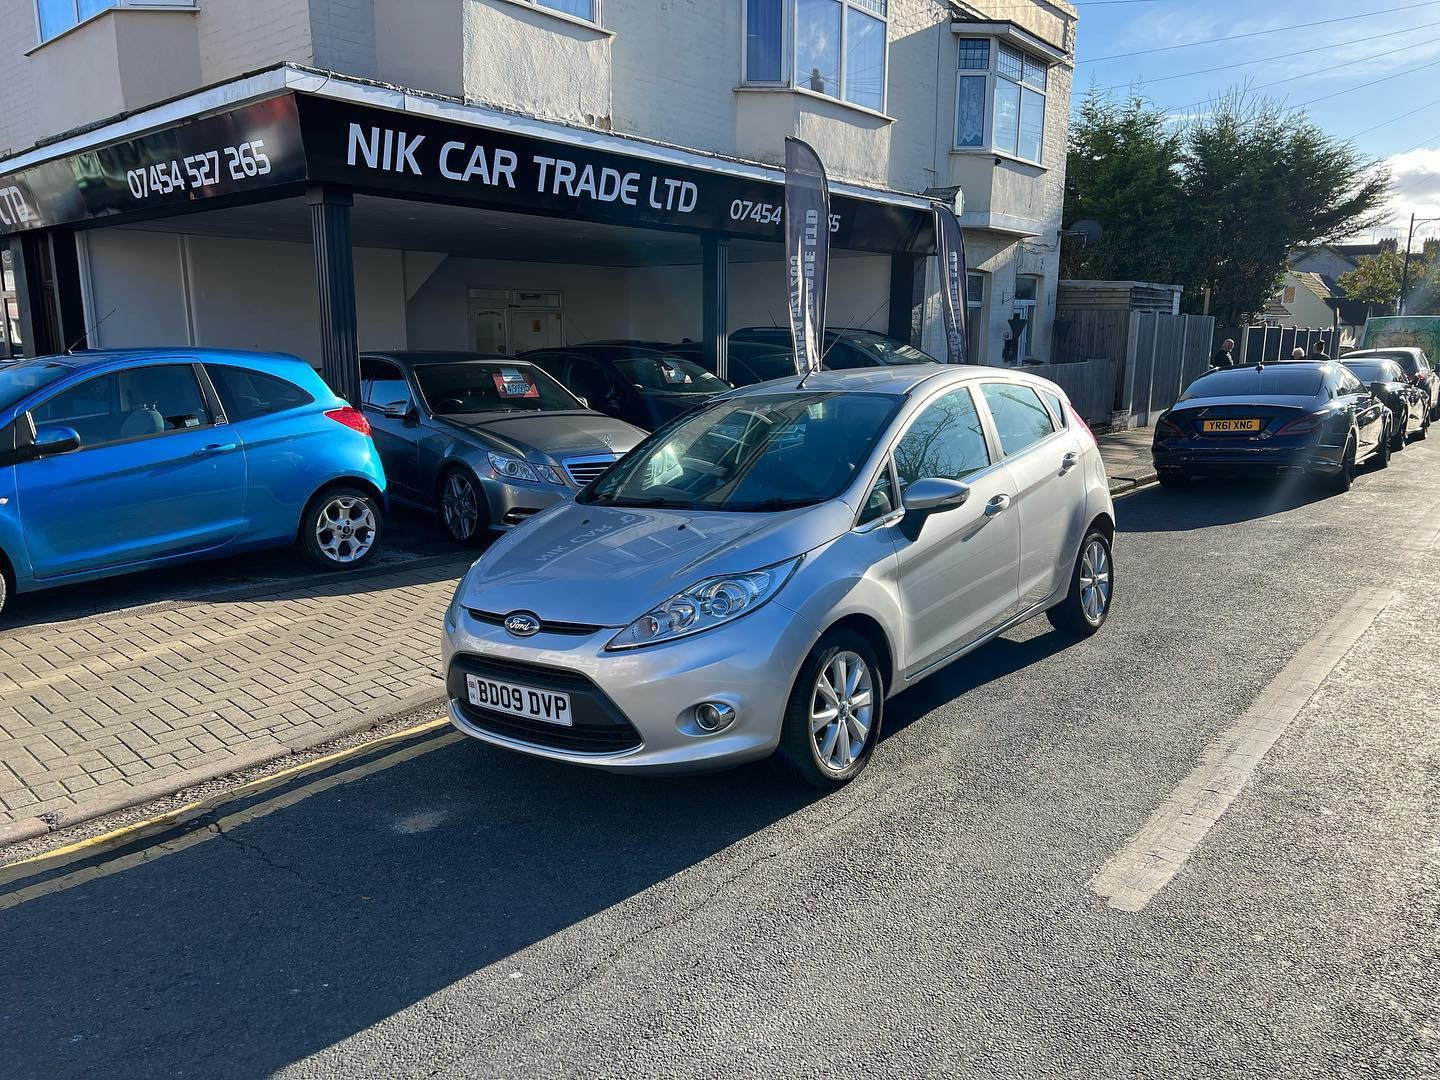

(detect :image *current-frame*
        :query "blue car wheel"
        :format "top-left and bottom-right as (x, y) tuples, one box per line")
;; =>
(300, 486), (383, 570)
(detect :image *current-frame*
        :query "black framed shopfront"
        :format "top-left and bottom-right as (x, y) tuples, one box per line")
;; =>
(0, 85), (938, 400)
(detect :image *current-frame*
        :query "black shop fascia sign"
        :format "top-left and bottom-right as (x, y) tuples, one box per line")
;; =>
(0, 92), (933, 254)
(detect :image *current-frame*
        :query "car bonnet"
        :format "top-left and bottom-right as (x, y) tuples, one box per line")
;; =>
(460, 498), (856, 627)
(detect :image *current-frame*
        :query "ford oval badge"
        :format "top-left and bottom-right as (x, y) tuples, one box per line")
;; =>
(504, 612), (541, 637)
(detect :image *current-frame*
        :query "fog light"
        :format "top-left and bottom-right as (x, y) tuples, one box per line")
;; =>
(694, 702), (736, 734)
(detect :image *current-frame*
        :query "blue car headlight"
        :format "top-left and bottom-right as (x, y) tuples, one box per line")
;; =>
(606, 557), (802, 651)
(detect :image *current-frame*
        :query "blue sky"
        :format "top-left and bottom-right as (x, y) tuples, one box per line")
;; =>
(1067, 0), (1440, 244)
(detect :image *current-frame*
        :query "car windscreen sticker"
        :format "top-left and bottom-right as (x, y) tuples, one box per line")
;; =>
(494, 368), (540, 399)
(658, 361), (692, 385)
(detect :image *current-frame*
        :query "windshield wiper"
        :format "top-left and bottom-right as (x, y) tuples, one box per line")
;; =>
(729, 497), (819, 512)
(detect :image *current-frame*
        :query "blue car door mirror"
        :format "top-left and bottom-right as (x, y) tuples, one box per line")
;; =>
(31, 425), (81, 458)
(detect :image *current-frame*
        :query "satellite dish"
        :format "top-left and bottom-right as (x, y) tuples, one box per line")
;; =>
(1066, 219), (1103, 247)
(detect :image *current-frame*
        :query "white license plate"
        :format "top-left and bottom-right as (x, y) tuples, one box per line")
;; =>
(466, 673), (572, 727)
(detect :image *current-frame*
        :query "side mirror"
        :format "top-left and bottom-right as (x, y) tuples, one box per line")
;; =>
(902, 477), (972, 514)
(1369, 381), (1386, 398)
(382, 400), (412, 420)
(32, 425), (81, 458)
(578, 396), (590, 408)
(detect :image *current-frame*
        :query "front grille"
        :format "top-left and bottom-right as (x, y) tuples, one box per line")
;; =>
(466, 609), (603, 636)
(448, 653), (642, 754)
(563, 454), (618, 487)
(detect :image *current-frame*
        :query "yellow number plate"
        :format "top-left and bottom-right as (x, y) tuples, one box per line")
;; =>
(1202, 418), (1261, 433)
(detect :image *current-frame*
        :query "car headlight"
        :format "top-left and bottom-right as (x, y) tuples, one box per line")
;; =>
(606, 557), (801, 651)
(535, 463), (566, 485)
(488, 452), (541, 483)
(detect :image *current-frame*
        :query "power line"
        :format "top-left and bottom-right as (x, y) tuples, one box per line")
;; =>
(1096, 21), (1440, 92)
(1078, 1), (1440, 64)
(1294, 54), (1440, 108)
(1346, 95), (1440, 140)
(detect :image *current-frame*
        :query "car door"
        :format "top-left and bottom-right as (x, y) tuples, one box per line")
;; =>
(888, 384), (1019, 675)
(978, 380), (1087, 612)
(17, 362), (247, 580)
(1333, 366), (1383, 455)
(360, 356), (421, 498)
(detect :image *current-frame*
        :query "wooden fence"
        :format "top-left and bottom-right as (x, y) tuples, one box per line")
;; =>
(1122, 312), (1216, 426)
(1022, 358), (1117, 425)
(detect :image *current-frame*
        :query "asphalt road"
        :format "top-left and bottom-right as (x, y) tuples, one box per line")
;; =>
(2, 442), (1438, 1079)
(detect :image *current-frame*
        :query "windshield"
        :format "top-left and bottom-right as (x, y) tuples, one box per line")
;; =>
(413, 362), (580, 415)
(579, 391), (901, 512)
(612, 354), (731, 395)
(842, 332), (940, 366)
(1342, 360), (1396, 383)
(1181, 366), (1324, 400)
(0, 359), (73, 414)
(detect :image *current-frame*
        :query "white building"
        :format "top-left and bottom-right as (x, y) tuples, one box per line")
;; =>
(0, 0), (1077, 389)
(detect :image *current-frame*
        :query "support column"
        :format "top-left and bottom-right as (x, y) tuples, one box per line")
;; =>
(887, 253), (924, 347)
(307, 186), (360, 406)
(702, 234), (729, 382)
(48, 230), (88, 352)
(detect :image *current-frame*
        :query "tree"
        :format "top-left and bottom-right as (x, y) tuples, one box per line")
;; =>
(1064, 89), (1392, 324)
(1337, 251), (1407, 313)
(1062, 90), (1184, 282)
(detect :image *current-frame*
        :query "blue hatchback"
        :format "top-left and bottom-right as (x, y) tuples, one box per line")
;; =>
(0, 349), (387, 618)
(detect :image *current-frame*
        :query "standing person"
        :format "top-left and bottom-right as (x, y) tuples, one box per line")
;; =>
(1291, 347), (1307, 360)
(1212, 338), (1236, 368)
(1309, 339), (1330, 361)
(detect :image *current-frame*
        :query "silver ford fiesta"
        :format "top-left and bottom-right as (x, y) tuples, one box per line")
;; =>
(442, 365), (1116, 787)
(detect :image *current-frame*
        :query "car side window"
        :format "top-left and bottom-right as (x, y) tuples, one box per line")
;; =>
(980, 382), (1056, 456)
(857, 460), (897, 525)
(31, 364), (211, 450)
(360, 358), (411, 411)
(823, 343), (869, 370)
(1334, 370), (1364, 396)
(207, 366), (313, 423)
(1040, 388), (1067, 427)
(894, 387), (991, 488)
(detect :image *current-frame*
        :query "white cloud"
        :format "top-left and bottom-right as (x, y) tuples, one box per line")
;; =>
(1372, 147), (1440, 242)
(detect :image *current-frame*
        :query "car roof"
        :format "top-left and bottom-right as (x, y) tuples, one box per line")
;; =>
(362, 350), (532, 367)
(727, 363), (1038, 398)
(22, 347), (310, 369)
(1344, 347), (1425, 360)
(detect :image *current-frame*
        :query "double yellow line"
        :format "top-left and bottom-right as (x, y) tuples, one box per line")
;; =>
(0, 717), (460, 911)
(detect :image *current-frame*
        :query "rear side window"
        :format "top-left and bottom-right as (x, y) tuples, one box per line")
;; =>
(208, 366), (313, 422)
(981, 382), (1057, 456)
(1040, 388), (1067, 426)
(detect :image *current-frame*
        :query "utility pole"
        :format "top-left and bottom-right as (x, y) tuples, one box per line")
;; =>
(1400, 213), (1416, 316)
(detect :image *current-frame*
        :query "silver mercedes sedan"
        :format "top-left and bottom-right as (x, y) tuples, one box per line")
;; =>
(360, 353), (646, 543)
(442, 366), (1116, 787)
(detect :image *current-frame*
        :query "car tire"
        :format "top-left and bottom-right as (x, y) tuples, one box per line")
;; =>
(1332, 437), (1357, 493)
(1391, 411), (1408, 452)
(773, 630), (883, 789)
(1375, 426), (1391, 469)
(1158, 470), (1188, 489)
(1047, 529), (1114, 638)
(439, 468), (489, 547)
(1417, 412), (1430, 441)
(300, 486), (383, 570)
(0, 567), (8, 622)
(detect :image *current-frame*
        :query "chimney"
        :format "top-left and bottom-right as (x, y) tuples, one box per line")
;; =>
(1380, 237), (1399, 253)
(1424, 238), (1440, 261)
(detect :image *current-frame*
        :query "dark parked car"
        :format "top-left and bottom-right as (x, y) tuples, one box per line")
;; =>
(359, 352), (645, 544)
(1153, 361), (1392, 493)
(666, 340), (799, 386)
(1343, 347), (1440, 420)
(1340, 356), (1429, 448)
(522, 344), (731, 430)
(729, 327), (941, 370)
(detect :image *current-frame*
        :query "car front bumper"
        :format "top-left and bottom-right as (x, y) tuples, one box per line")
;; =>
(478, 476), (572, 530)
(442, 599), (819, 774)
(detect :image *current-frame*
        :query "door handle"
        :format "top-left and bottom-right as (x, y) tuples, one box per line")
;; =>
(193, 443), (237, 457)
(984, 493), (1012, 517)
(1060, 451), (1079, 473)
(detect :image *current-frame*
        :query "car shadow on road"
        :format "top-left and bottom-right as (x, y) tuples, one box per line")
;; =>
(1, 739), (822, 1079)
(1115, 473), (1334, 532)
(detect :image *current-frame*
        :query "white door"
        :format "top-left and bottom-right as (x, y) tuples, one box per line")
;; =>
(977, 381), (1087, 611)
(890, 385), (1020, 674)
(467, 296), (508, 354)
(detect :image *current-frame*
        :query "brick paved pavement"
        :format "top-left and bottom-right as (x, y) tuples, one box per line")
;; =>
(0, 556), (469, 841)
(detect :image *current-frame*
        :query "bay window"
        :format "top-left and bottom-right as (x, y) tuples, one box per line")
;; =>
(35, 0), (193, 43)
(954, 38), (1049, 164)
(744, 0), (889, 113)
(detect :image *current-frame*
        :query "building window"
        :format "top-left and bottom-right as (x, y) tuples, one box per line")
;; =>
(745, 0), (889, 112)
(533, 0), (597, 21)
(955, 38), (1049, 164)
(35, 0), (193, 43)
(966, 270), (985, 365)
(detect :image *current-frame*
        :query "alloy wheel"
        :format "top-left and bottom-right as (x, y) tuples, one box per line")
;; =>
(315, 496), (377, 564)
(810, 650), (874, 773)
(1079, 538), (1112, 625)
(442, 474), (479, 540)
